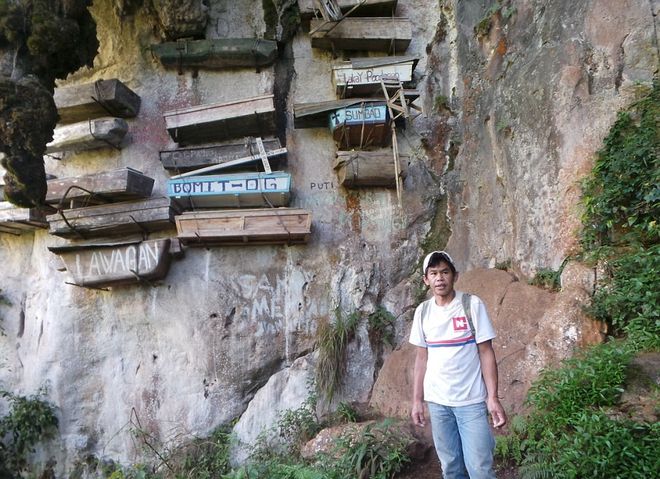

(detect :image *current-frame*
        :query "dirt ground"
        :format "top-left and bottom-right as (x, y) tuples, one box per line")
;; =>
(396, 451), (520, 479)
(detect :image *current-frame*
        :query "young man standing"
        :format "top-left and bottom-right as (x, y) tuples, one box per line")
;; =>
(410, 251), (506, 479)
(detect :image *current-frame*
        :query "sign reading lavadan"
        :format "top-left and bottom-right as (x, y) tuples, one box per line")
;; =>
(333, 56), (418, 97)
(168, 171), (291, 208)
(49, 239), (172, 288)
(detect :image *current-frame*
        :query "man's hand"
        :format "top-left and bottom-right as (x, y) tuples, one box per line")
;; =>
(487, 396), (507, 428)
(411, 400), (426, 427)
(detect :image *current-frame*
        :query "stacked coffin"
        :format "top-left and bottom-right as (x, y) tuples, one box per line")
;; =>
(295, 1), (420, 192)
(44, 167), (183, 288)
(160, 95), (311, 246)
(48, 79), (140, 153)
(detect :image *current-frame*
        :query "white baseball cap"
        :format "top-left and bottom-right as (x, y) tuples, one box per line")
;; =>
(422, 250), (457, 275)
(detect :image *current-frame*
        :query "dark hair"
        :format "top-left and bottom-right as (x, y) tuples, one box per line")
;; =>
(424, 251), (457, 275)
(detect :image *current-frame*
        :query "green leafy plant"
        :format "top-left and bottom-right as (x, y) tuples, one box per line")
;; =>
(529, 267), (561, 291)
(367, 307), (396, 347)
(315, 310), (360, 402)
(328, 419), (410, 479)
(335, 401), (358, 423)
(580, 81), (659, 250)
(0, 389), (58, 476)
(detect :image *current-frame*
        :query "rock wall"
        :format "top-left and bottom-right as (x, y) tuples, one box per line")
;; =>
(0, 0), (656, 474)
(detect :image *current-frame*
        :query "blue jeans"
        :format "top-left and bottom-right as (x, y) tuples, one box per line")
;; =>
(427, 401), (496, 479)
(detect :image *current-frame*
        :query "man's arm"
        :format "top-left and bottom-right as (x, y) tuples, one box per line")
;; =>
(411, 346), (428, 427)
(477, 340), (507, 428)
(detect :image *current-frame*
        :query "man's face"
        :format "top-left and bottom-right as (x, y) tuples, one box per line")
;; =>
(423, 260), (457, 298)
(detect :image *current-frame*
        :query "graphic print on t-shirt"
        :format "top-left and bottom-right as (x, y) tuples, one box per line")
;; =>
(453, 316), (469, 331)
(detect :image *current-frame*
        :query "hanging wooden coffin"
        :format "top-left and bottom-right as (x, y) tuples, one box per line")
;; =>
(159, 138), (283, 172)
(163, 94), (276, 146)
(329, 102), (390, 148)
(54, 78), (141, 124)
(151, 38), (277, 70)
(46, 167), (154, 207)
(0, 201), (50, 234)
(176, 208), (311, 245)
(334, 150), (408, 188)
(47, 197), (180, 239)
(48, 238), (173, 288)
(46, 117), (129, 153)
(168, 171), (291, 209)
(310, 17), (412, 52)
(332, 56), (418, 97)
(299, 0), (397, 28)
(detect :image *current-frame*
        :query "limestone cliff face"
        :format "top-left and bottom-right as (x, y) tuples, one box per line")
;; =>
(0, 0), (656, 474)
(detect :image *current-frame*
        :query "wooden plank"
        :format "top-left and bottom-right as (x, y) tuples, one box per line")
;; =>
(47, 197), (180, 239)
(176, 208), (311, 245)
(0, 201), (50, 234)
(168, 171), (291, 209)
(46, 168), (154, 206)
(54, 79), (141, 124)
(151, 38), (277, 69)
(46, 117), (128, 153)
(310, 17), (412, 52)
(334, 149), (408, 187)
(329, 103), (390, 148)
(48, 238), (172, 287)
(333, 56), (418, 97)
(163, 94), (276, 145)
(299, 0), (398, 28)
(159, 138), (283, 172)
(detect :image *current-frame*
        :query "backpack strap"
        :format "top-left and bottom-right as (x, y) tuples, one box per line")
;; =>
(461, 292), (476, 337)
(420, 293), (476, 342)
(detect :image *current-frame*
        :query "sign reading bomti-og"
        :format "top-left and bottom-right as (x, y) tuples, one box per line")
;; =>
(49, 239), (174, 288)
(167, 171), (291, 209)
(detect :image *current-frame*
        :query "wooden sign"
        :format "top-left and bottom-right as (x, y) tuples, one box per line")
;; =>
(54, 79), (141, 124)
(159, 138), (283, 172)
(47, 197), (180, 239)
(334, 150), (407, 188)
(175, 208), (312, 245)
(163, 94), (276, 145)
(329, 103), (390, 148)
(46, 117), (128, 153)
(46, 167), (154, 207)
(310, 17), (412, 52)
(151, 38), (277, 70)
(48, 238), (173, 288)
(168, 171), (291, 208)
(294, 98), (382, 129)
(333, 56), (418, 97)
(0, 201), (50, 235)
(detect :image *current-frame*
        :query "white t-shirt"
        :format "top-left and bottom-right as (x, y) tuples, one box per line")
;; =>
(409, 291), (496, 407)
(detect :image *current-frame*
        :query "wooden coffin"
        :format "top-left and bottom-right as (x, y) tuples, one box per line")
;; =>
(329, 102), (390, 148)
(299, 0), (397, 28)
(46, 117), (129, 153)
(159, 138), (283, 172)
(54, 79), (141, 124)
(164, 94), (276, 145)
(310, 17), (412, 52)
(48, 238), (172, 288)
(333, 56), (418, 97)
(47, 197), (180, 239)
(151, 38), (277, 70)
(168, 171), (291, 209)
(46, 167), (154, 207)
(334, 150), (407, 187)
(294, 98), (378, 128)
(176, 208), (311, 245)
(0, 201), (50, 234)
